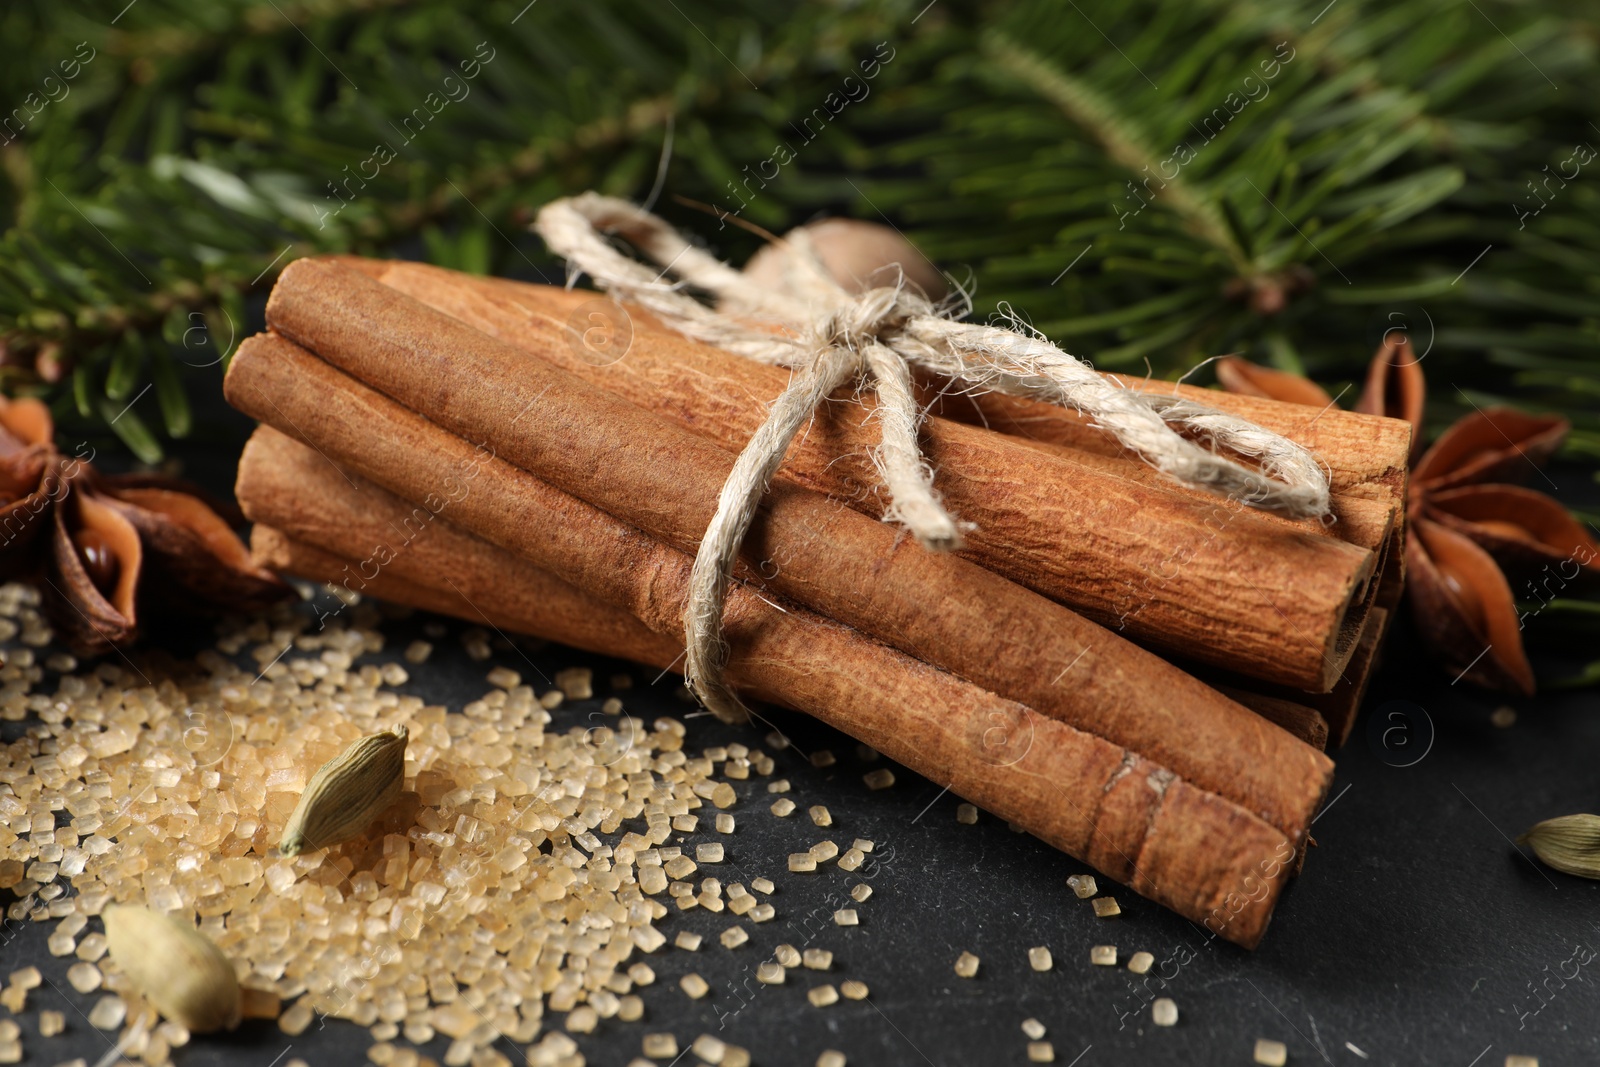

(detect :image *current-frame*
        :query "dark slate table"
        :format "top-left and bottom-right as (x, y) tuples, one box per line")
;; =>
(3, 464), (1596, 1067)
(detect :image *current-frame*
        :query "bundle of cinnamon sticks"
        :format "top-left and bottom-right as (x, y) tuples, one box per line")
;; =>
(225, 256), (1410, 947)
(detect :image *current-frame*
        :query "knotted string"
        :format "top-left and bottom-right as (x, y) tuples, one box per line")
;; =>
(535, 193), (1331, 724)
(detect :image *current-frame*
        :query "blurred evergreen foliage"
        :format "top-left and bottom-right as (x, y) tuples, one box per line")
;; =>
(0, 0), (1596, 470)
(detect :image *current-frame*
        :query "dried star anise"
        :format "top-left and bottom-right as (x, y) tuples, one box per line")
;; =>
(0, 394), (290, 655)
(1217, 337), (1598, 695)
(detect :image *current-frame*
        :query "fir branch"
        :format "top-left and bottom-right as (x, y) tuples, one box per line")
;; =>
(984, 34), (1250, 276)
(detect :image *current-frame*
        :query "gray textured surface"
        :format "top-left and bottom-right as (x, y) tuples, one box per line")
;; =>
(2, 470), (1597, 1066)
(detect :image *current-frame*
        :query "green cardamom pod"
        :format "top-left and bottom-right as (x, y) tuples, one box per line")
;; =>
(280, 725), (409, 856)
(1517, 813), (1600, 879)
(103, 904), (242, 1033)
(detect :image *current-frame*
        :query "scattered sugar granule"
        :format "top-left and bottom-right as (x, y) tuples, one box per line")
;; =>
(810, 840), (840, 862)
(776, 944), (801, 968)
(87, 996), (125, 1030)
(1503, 1058), (1538, 1067)
(772, 799), (797, 817)
(1067, 874), (1097, 899)
(566, 1006), (598, 1034)
(1092, 897), (1121, 918)
(809, 805), (833, 827)
(840, 980), (869, 1000)
(486, 666), (520, 689)
(38, 1010), (64, 1037)
(555, 666), (594, 699)
(1027, 1042), (1055, 1063)
(956, 803), (979, 824)
(954, 952), (980, 978)
(1253, 1039), (1288, 1066)
(1127, 951), (1154, 974)
(720, 925), (749, 949)
(692, 1035), (727, 1064)
(66, 966), (101, 998)
(817, 1052), (847, 1067)
(850, 883), (873, 903)
(788, 853), (817, 873)
(642, 1033), (679, 1059)
(834, 909), (859, 927)
(807, 984), (840, 1008)
(811, 750), (836, 768)
(837, 848), (865, 872)
(640, 866), (669, 895)
(803, 948), (833, 970)
(716, 814), (736, 833)
(863, 769), (895, 790)
(756, 961), (786, 985)
(749, 903), (776, 923)
(752, 877), (776, 895)
(278, 1000), (314, 1036)
(674, 932), (702, 951)
(1021, 1018), (1046, 1040)
(1090, 945), (1117, 966)
(768, 779), (791, 793)
(1152, 998), (1178, 1026)
(6, 969), (38, 991)
(852, 838), (875, 853)
(680, 973), (710, 999)
(697, 843), (724, 863)
(1028, 946), (1053, 971)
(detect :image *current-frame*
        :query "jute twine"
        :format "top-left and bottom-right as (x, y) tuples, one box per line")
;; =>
(535, 193), (1331, 724)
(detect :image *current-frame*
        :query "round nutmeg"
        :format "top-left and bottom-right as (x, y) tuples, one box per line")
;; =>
(744, 218), (947, 300)
(102, 904), (243, 1033)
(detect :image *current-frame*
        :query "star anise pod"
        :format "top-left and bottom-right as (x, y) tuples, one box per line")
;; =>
(1217, 337), (1598, 695)
(0, 394), (291, 655)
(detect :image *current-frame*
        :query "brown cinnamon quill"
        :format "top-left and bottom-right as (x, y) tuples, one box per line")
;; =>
(317, 257), (1378, 693)
(233, 412), (1304, 948)
(238, 260), (1333, 848)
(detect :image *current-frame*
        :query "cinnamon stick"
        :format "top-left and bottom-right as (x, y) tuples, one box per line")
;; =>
(940, 373), (1413, 513)
(253, 525), (690, 668)
(1206, 606), (1392, 748)
(244, 260), (1333, 847)
(936, 373), (1413, 615)
(1214, 687), (1329, 751)
(233, 409), (1301, 948)
(238, 430), (683, 672)
(319, 257), (1377, 693)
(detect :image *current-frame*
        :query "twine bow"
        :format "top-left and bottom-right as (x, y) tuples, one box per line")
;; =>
(535, 193), (1331, 724)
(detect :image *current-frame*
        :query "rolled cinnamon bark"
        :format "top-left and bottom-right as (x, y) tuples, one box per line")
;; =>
(239, 432), (683, 672)
(222, 329), (1324, 857)
(246, 261), (1333, 848)
(1207, 606), (1392, 748)
(1214, 687), (1329, 751)
(939, 373), (1413, 511)
(234, 414), (1300, 947)
(937, 373), (1413, 615)
(253, 525), (691, 668)
(319, 257), (1376, 693)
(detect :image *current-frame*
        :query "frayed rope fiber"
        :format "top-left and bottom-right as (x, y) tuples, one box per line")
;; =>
(534, 193), (1331, 724)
